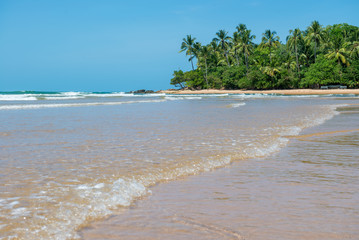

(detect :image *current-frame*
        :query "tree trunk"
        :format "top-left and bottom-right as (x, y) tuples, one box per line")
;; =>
(225, 52), (230, 66)
(235, 53), (239, 66)
(205, 60), (209, 88)
(179, 82), (184, 89)
(295, 44), (300, 80)
(338, 59), (342, 80)
(191, 58), (194, 70)
(245, 52), (249, 75)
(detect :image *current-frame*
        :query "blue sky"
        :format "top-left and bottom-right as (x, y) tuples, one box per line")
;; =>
(0, 0), (358, 92)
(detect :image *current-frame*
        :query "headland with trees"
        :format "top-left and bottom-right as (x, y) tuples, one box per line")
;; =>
(170, 21), (359, 90)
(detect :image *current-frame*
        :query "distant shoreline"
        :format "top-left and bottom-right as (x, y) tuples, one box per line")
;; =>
(160, 89), (359, 95)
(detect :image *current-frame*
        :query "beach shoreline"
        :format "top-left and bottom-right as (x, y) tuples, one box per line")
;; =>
(80, 104), (359, 240)
(160, 88), (359, 95)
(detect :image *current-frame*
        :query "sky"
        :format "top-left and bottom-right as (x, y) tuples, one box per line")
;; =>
(0, 0), (358, 92)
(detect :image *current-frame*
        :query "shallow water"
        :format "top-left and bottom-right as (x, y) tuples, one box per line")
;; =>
(0, 92), (358, 239)
(80, 105), (359, 240)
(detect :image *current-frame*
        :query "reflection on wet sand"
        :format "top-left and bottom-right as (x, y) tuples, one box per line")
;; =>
(288, 129), (359, 141)
(80, 107), (359, 240)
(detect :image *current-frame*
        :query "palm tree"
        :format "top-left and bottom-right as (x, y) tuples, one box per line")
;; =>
(306, 20), (322, 62)
(209, 40), (219, 54)
(179, 35), (197, 70)
(261, 29), (280, 65)
(209, 45), (222, 67)
(232, 32), (241, 66)
(287, 28), (302, 79)
(213, 30), (232, 66)
(239, 30), (256, 72)
(198, 45), (211, 87)
(325, 33), (349, 66)
(192, 42), (202, 63)
(261, 66), (280, 77)
(346, 38), (359, 60)
(236, 24), (247, 37)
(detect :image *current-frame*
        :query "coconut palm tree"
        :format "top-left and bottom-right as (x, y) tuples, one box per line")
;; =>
(179, 35), (197, 70)
(346, 40), (359, 60)
(213, 30), (232, 66)
(239, 30), (256, 72)
(325, 33), (349, 66)
(261, 29), (280, 65)
(236, 24), (247, 37)
(287, 28), (302, 79)
(198, 45), (211, 87)
(232, 32), (242, 66)
(306, 20), (323, 62)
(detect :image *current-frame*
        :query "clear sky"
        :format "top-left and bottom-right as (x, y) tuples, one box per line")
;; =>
(0, 0), (358, 92)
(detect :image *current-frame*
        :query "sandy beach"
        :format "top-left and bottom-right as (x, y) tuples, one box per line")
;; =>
(80, 103), (359, 240)
(2, 92), (359, 239)
(161, 88), (359, 95)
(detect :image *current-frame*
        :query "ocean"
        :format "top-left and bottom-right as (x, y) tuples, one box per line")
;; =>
(0, 91), (358, 239)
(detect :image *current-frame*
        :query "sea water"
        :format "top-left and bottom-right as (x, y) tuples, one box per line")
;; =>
(0, 92), (358, 239)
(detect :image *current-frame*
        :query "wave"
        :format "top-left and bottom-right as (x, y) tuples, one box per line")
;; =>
(165, 96), (203, 100)
(229, 93), (359, 99)
(0, 94), (38, 101)
(0, 92), (166, 101)
(229, 102), (246, 108)
(0, 99), (166, 110)
(58, 105), (341, 239)
(168, 93), (229, 97)
(45, 106), (343, 239)
(2, 91), (356, 102)
(0, 100), (343, 240)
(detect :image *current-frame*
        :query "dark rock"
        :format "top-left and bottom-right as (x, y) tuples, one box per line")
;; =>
(129, 89), (155, 94)
(134, 89), (146, 93)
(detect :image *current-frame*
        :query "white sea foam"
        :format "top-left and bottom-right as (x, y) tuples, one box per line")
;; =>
(8, 201), (20, 208)
(93, 183), (105, 189)
(0, 92), (167, 102)
(280, 126), (302, 136)
(11, 207), (30, 217)
(83, 92), (128, 98)
(133, 93), (166, 97)
(17, 153), (236, 239)
(0, 99), (166, 110)
(42, 96), (86, 100)
(165, 96), (203, 100)
(230, 102), (246, 108)
(0, 94), (37, 101)
(167, 93), (228, 98)
(229, 93), (325, 99)
(245, 137), (289, 158)
(300, 104), (344, 129)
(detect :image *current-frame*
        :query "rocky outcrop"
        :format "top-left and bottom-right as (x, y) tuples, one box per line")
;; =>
(129, 89), (155, 94)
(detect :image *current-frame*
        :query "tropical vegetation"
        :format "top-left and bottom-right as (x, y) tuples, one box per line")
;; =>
(171, 21), (359, 90)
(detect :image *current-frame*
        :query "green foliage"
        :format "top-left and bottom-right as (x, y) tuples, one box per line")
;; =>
(342, 60), (359, 87)
(172, 22), (359, 89)
(245, 68), (269, 89)
(301, 55), (340, 88)
(221, 66), (246, 89)
(183, 70), (205, 89)
(170, 70), (186, 89)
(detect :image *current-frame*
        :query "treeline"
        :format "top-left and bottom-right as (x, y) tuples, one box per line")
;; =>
(171, 21), (359, 90)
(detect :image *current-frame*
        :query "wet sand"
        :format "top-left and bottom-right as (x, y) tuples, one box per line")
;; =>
(79, 105), (359, 240)
(161, 89), (359, 95)
(2, 93), (358, 239)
